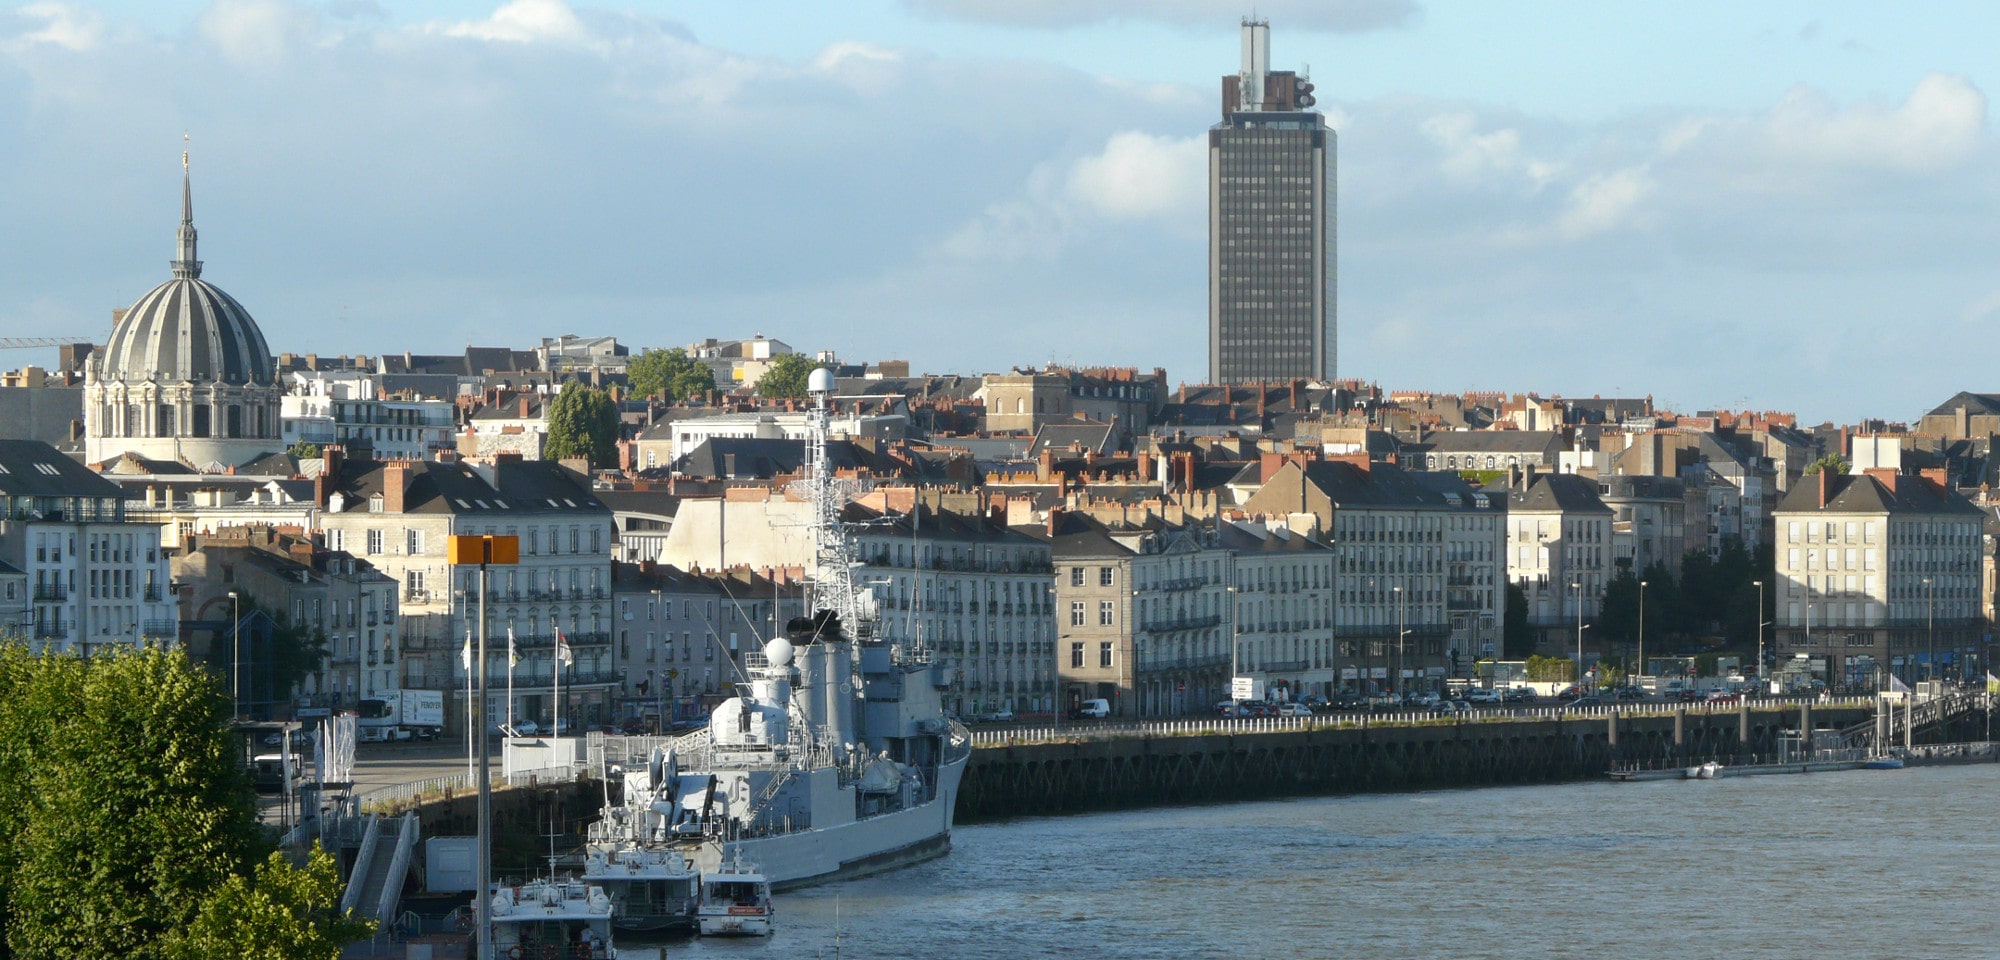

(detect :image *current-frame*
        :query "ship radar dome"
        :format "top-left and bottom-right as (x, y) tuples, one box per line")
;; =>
(807, 367), (835, 394)
(763, 636), (794, 667)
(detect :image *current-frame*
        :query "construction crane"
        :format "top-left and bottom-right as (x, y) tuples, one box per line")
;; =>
(0, 338), (90, 349)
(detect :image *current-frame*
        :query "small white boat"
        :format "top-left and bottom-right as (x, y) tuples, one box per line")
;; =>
(696, 850), (774, 937)
(1685, 761), (1722, 780)
(489, 878), (617, 959)
(1862, 755), (1905, 770)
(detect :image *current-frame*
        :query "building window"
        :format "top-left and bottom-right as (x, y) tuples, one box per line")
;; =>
(1099, 567), (1114, 587)
(1099, 642), (1113, 668)
(406, 570), (425, 597)
(1070, 601), (1085, 627)
(406, 529), (425, 555)
(326, 530), (344, 552)
(365, 529), (383, 555)
(1070, 567), (1085, 587)
(1098, 601), (1114, 626)
(1071, 642), (1084, 668)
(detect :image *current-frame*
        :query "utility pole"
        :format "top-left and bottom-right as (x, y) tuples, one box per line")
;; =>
(1753, 579), (1765, 695)
(1572, 581), (1584, 693)
(449, 534), (518, 960)
(1638, 579), (1648, 689)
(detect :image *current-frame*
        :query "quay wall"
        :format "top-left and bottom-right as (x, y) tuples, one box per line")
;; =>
(956, 705), (1872, 822)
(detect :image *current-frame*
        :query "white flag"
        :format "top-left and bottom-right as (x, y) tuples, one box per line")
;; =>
(1889, 673), (1911, 694)
(508, 627), (520, 668)
(461, 631), (472, 672)
(555, 627), (574, 667)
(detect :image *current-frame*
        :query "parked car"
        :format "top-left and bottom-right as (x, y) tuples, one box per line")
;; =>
(1566, 696), (1604, 708)
(1465, 688), (1504, 704)
(1429, 700), (1473, 715)
(987, 707), (1016, 723)
(1613, 686), (1646, 701)
(1331, 691), (1365, 711)
(1679, 689), (1708, 702)
(1076, 698), (1111, 719)
(1274, 702), (1313, 717)
(1503, 688), (1537, 703)
(1705, 691), (1741, 704)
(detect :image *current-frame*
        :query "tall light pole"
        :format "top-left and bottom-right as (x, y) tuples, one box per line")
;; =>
(449, 534), (517, 960)
(1637, 579), (1648, 689)
(1393, 584), (1406, 698)
(1753, 579), (1765, 694)
(229, 592), (241, 720)
(1924, 576), (1935, 688)
(1571, 581), (1585, 692)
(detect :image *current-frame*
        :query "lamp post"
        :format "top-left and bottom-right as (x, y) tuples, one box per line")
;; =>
(1393, 584), (1406, 698)
(1571, 581), (1585, 693)
(1924, 576), (1935, 688)
(448, 534), (517, 960)
(1753, 579), (1764, 693)
(228, 590), (240, 721)
(1637, 579), (1648, 689)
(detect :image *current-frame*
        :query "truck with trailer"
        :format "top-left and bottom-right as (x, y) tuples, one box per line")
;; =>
(357, 689), (445, 742)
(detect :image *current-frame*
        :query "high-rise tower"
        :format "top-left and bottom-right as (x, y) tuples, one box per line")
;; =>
(1208, 18), (1335, 385)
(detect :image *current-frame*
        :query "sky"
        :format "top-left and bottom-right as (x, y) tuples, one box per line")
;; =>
(4, 1), (1999, 424)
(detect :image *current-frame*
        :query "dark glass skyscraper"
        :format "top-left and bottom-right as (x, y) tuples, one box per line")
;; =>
(1208, 19), (1335, 385)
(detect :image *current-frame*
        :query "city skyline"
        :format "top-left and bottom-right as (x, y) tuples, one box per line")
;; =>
(3, 1), (1998, 422)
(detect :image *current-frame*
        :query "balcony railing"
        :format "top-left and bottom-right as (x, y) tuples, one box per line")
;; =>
(33, 585), (67, 603)
(143, 586), (164, 602)
(1136, 653), (1231, 673)
(140, 619), (178, 636)
(1140, 613), (1223, 634)
(33, 620), (68, 640)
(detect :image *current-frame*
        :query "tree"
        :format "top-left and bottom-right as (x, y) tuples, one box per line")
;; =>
(755, 352), (820, 400)
(543, 381), (619, 467)
(161, 844), (373, 960)
(1802, 453), (1850, 476)
(625, 347), (715, 403)
(1599, 570), (1642, 646)
(0, 644), (266, 959)
(286, 440), (320, 460)
(1503, 582), (1534, 659)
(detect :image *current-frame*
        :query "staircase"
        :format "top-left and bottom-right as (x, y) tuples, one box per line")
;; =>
(342, 811), (420, 923)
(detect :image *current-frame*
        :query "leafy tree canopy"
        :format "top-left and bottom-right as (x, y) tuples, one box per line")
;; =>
(543, 381), (620, 468)
(0, 644), (365, 959)
(286, 440), (320, 460)
(1802, 453), (1851, 476)
(755, 352), (820, 400)
(162, 844), (373, 960)
(625, 347), (715, 403)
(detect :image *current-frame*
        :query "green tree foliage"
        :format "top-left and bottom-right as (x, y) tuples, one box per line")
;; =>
(161, 844), (373, 960)
(625, 347), (715, 403)
(755, 352), (820, 400)
(0, 644), (263, 959)
(1502, 581), (1534, 659)
(1801, 453), (1851, 476)
(285, 440), (320, 460)
(543, 381), (620, 468)
(1523, 654), (1575, 682)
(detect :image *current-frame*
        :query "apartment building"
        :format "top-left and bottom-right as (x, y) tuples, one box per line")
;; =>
(1492, 469), (1615, 653)
(318, 449), (616, 732)
(1772, 467), (1985, 686)
(0, 440), (176, 655)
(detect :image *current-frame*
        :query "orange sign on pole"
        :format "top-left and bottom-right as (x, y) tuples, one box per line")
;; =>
(447, 535), (519, 565)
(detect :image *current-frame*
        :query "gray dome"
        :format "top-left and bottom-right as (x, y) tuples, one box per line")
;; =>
(98, 162), (272, 385)
(100, 277), (271, 384)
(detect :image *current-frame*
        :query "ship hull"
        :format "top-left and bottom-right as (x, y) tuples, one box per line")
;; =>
(705, 750), (967, 892)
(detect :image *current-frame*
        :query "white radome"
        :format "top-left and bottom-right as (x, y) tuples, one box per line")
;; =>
(807, 368), (835, 394)
(763, 637), (794, 667)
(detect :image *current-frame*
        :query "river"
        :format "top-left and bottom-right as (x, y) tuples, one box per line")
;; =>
(660, 762), (2000, 959)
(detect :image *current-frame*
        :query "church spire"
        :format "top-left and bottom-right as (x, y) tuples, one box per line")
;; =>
(171, 135), (202, 280)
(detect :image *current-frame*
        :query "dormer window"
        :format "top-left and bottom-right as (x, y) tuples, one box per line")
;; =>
(368, 493), (384, 513)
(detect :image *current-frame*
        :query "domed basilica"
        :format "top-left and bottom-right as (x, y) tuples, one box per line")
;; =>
(84, 157), (283, 467)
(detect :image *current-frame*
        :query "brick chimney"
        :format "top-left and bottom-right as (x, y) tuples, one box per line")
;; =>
(1819, 464), (1833, 507)
(519, 396), (531, 419)
(381, 463), (408, 514)
(1046, 505), (1064, 539)
(1921, 467), (1949, 490)
(316, 445), (345, 507)
(1260, 450), (1283, 482)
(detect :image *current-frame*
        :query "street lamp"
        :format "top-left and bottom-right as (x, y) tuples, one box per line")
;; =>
(1571, 581), (1585, 692)
(1753, 579), (1764, 693)
(1393, 584), (1406, 698)
(1637, 579), (1648, 689)
(1923, 576), (1935, 688)
(228, 590), (240, 721)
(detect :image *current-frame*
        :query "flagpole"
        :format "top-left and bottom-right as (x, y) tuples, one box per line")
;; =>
(507, 627), (516, 734)
(552, 615), (561, 740)
(464, 628), (474, 785)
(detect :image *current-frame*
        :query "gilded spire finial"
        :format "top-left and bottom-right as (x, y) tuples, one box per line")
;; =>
(182, 133), (189, 173)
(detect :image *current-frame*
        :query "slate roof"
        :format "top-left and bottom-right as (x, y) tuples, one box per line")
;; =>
(676, 437), (936, 481)
(1483, 473), (1612, 515)
(1026, 422), (1119, 456)
(1924, 391), (2000, 418)
(330, 458), (605, 516)
(1773, 472), (1983, 517)
(0, 386), (84, 449)
(0, 439), (121, 498)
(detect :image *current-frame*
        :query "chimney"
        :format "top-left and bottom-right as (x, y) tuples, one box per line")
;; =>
(381, 463), (407, 514)
(317, 445), (346, 507)
(1136, 450), (1154, 485)
(1819, 464), (1833, 507)
(519, 396), (531, 418)
(1046, 505), (1064, 539)
(1921, 467), (1949, 490)
(1957, 406), (1971, 440)
(1037, 448), (1054, 482)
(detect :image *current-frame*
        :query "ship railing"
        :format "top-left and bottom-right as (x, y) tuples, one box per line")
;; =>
(354, 765), (582, 815)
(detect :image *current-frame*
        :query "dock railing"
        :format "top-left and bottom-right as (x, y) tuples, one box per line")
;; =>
(966, 697), (1875, 747)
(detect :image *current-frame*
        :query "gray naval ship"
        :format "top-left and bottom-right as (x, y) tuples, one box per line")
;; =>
(606, 367), (971, 893)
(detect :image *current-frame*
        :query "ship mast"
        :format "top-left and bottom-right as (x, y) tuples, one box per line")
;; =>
(802, 367), (868, 638)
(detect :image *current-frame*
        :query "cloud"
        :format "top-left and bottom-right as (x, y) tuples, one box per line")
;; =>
(2, 3), (106, 52)
(1760, 72), (1986, 175)
(1420, 112), (1559, 187)
(194, 0), (326, 68)
(1554, 166), (1654, 239)
(1065, 131), (1205, 220)
(436, 0), (591, 46)
(900, 0), (1420, 33)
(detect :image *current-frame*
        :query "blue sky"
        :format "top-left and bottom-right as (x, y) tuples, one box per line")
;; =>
(5, 1), (1998, 422)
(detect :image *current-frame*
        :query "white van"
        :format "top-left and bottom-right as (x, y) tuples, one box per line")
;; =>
(1077, 698), (1111, 719)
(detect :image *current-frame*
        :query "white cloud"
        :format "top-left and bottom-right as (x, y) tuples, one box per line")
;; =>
(1065, 131), (1205, 220)
(436, 0), (592, 46)
(901, 0), (1420, 32)
(1420, 112), (1558, 187)
(1761, 72), (1985, 174)
(1554, 166), (1654, 240)
(3, 3), (104, 52)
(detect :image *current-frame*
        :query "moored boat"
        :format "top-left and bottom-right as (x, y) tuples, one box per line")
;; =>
(695, 851), (773, 937)
(489, 878), (617, 959)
